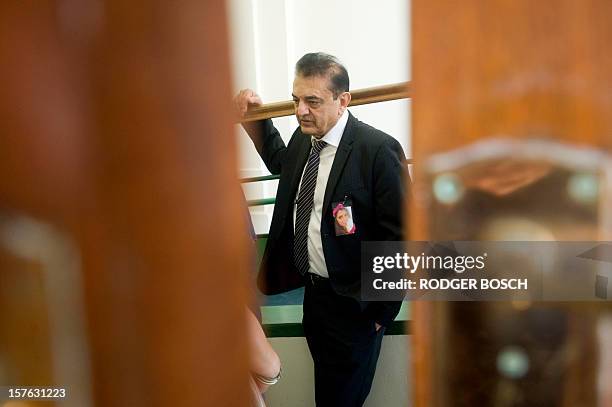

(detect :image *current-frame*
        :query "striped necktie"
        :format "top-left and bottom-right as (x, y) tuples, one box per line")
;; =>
(294, 139), (328, 275)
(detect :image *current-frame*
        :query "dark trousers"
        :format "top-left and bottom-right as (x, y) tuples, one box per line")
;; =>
(302, 276), (385, 407)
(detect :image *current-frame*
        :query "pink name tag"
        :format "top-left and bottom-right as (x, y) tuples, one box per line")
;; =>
(332, 200), (356, 236)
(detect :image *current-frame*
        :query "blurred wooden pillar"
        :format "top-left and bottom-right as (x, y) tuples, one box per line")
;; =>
(83, 1), (250, 406)
(411, 1), (612, 406)
(0, 1), (249, 406)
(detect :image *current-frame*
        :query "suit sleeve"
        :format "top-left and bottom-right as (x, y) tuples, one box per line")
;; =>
(368, 137), (410, 327)
(242, 119), (287, 175)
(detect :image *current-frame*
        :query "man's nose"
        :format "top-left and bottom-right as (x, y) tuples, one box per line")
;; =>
(296, 100), (310, 117)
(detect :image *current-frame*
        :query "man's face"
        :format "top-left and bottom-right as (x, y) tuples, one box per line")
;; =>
(292, 74), (349, 138)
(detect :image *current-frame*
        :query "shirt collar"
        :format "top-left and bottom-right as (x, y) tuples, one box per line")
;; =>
(312, 109), (349, 148)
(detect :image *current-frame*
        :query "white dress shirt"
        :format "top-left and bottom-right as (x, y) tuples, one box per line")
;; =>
(293, 110), (349, 278)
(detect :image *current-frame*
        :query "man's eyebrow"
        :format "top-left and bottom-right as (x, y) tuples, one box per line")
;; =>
(291, 94), (323, 102)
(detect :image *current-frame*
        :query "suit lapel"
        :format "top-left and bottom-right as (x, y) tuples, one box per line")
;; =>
(322, 113), (356, 213)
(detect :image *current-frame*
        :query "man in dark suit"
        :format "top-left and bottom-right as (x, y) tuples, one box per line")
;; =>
(235, 52), (408, 406)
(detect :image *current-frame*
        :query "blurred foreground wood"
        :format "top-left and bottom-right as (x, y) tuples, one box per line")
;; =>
(0, 1), (250, 406)
(412, 1), (612, 406)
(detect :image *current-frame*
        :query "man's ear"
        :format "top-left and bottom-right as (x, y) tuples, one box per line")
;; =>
(339, 91), (351, 112)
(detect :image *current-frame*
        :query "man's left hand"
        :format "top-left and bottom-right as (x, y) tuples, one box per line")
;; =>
(375, 322), (382, 332)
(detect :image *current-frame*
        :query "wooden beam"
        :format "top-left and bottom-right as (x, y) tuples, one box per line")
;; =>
(241, 81), (412, 122)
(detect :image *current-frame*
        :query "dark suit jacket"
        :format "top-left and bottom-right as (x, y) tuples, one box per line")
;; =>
(245, 112), (409, 327)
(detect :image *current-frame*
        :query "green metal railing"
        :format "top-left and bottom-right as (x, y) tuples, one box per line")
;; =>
(246, 197), (276, 207)
(242, 174), (279, 207)
(241, 174), (280, 184)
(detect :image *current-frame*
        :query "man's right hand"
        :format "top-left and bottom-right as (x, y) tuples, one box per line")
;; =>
(234, 89), (263, 118)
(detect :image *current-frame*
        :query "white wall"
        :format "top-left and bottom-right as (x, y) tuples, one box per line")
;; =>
(227, 0), (411, 234)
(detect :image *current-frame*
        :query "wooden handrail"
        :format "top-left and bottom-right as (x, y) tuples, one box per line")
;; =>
(241, 81), (411, 122)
